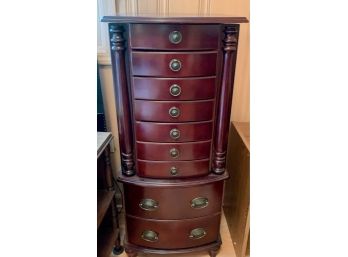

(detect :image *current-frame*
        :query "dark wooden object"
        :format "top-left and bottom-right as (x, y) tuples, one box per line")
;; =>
(109, 26), (135, 176)
(134, 99), (214, 122)
(97, 132), (123, 256)
(133, 77), (216, 100)
(130, 24), (219, 50)
(136, 159), (210, 179)
(103, 15), (248, 257)
(135, 121), (213, 142)
(213, 26), (239, 175)
(132, 51), (217, 77)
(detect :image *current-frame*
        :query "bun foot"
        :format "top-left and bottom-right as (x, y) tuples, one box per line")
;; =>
(209, 246), (220, 257)
(125, 248), (138, 257)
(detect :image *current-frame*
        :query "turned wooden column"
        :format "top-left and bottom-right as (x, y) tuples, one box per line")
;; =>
(109, 24), (135, 176)
(213, 25), (239, 174)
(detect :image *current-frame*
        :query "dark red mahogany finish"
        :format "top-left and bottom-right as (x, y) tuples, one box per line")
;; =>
(118, 172), (229, 256)
(132, 52), (217, 77)
(135, 121), (213, 142)
(126, 213), (221, 249)
(133, 77), (216, 100)
(134, 100), (214, 122)
(123, 181), (224, 219)
(109, 25), (135, 176)
(136, 141), (211, 161)
(130, 24), (219, 50)
(103, 15), (248, 257)
(212, 26), (239, 174)
(137, 159), (210, 178)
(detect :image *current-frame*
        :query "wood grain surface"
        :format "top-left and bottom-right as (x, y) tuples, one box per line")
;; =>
(123, 181), (224, 219)
(132, 77), (216, 101)
(130, 24), (219, 50)
(111, 212), (237, 257)
(131, 51), (217, 77)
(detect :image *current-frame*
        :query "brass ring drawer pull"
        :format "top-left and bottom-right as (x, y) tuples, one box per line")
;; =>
(169, 148), (179, 159)
(169, 106), (180, 118)
(169, 31), (182, 44)
(141, 230), (159, 242)
(169, 59), (182, 72)
(170, 166), (178, 176)
(169, 84), (181, 96)
(189, 228), (207, 240)
(169, 128), (180, 140)
(139, 199), (159, 211)
(191, 197), (209, 209)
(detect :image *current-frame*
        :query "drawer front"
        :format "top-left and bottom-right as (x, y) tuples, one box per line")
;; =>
(124, 181), (223, 219)
(132, 52), (217, 77)
(134, 100), (214, 122)
(126, 213), (221, 249)
(130, 24), (219, 50)
(135, 121), (213, 143)
(137, 159), (210, 178)
(133, 77), (216, 101)
(136, 141), (211, 161)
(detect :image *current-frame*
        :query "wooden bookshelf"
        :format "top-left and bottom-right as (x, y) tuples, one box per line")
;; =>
(223, 122), (250, 257)
(97, 190), (115, 229)
(97, 132), (123, 256)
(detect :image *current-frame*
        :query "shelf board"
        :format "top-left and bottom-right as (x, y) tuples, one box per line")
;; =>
(97, 132), (113, 159)
(98, 226), (118, 257)
(97, 190), (115, 229)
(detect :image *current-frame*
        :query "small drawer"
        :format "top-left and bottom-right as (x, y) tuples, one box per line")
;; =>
(137, 159), (210, 178)
(133, 77), (216, 100)
(135, 121), (213, 143)
(134, 100), (214, 122)
(136, 141), (211, 161)
(130, 24), (219, 50)
(126, 213), (221, 249)
(131, 52), (217, 77)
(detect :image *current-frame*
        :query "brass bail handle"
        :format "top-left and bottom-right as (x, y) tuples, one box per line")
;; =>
(191, 197), (209, 209)
(189, 228), (207, 240)
(141, 230), (159, 242)
(139, 199), (159, 211)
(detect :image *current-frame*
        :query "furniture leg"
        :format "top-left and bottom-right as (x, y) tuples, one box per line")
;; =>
(209, 245), (220, 257)
(125, 248), (138, 257)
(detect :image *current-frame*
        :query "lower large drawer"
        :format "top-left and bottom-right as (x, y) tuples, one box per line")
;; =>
(123, 180), (224, 220)
(126, 213), (221, 249)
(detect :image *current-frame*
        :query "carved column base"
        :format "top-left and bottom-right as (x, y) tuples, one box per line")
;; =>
(213, 151), (226, 174)
(122, 152), (135, 176)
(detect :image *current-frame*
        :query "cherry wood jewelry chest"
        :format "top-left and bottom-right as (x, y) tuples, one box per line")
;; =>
(102, 15), (248, 257)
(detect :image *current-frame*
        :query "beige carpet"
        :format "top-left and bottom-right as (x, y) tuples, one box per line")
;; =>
(112, 212), (236, 257)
